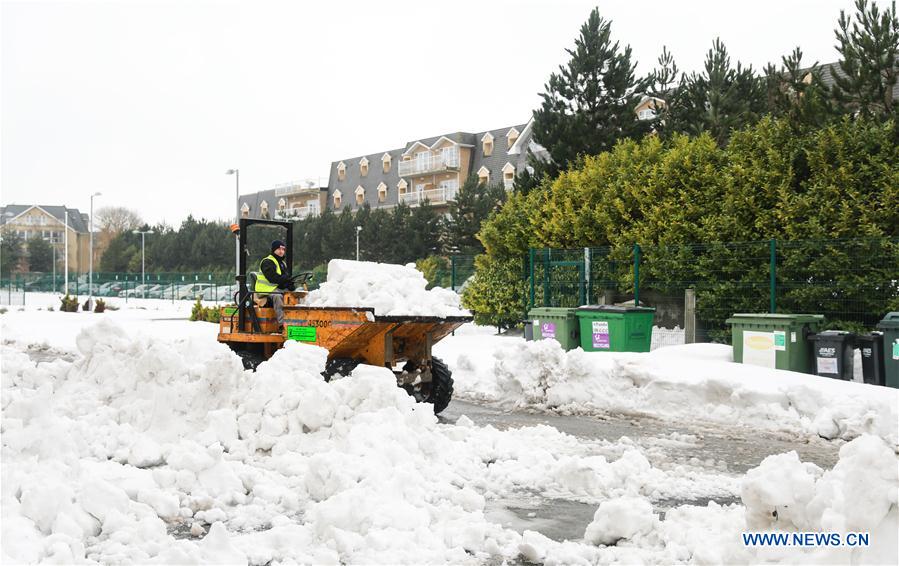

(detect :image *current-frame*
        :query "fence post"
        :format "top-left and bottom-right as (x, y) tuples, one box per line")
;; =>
(543, 249), (550, 307)
(451, 255), (456, 292)
(633, 243), (641, 306)
(769, 238), (776, 313)
(528, 248), (536, 310)
(583, 247), (591, 305)
(684, 288), (696, 344)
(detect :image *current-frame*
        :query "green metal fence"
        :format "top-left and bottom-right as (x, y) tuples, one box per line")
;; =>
(528, 237), (899, 345)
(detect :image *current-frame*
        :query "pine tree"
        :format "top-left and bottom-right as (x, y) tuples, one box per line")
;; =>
(667, 39), (765, 146)
(830, 0), (899, 119)
(532, 7), (648, 175)
(646, 46), (680, 136)
(1, 229), (26, 276)
(764, 48), (836, 130)
(443, 175), (506, 254)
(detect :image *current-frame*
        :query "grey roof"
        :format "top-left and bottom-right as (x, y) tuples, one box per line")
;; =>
(326, 147), (407, 211)
(325, 122), (531, 211)
(237, 188), (278, 219)
(807, 61), (899, 101)
(0, 204), (90, 233)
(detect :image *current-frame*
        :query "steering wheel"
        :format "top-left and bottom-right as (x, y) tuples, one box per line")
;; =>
(288, 271), (314, 286)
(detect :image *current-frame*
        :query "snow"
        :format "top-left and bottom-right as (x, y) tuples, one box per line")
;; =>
(436, 334), (899, 447)
(2, 302), (897, 564)
(306, 259), (469, 317)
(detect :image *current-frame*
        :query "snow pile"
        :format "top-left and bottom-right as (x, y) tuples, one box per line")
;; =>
(440, 337), (899, 446)
(4, 319), (742, 564)
(584, 496), (657, 545)
(306, 259), (469, 317)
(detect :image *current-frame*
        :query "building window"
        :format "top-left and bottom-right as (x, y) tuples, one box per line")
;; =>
(377, 182), (387, 203)
(397, 179), (408, 194)
(481, 132), (494, 156)
(355, 185), (365, 205)
(333, 190), (342, 208)
(360, 157), (369, 177)
(477, 166), (490, 185)
(240, 203), (250, 218)
(260, 201), (269, 219)
(502, 163), (515, 190)
(337, 161), (346, 181)
(278, 198), (286, 211)
(638, 108), (656, 120)
(382, 153), (391, 173)
(506, 127), (519, 148)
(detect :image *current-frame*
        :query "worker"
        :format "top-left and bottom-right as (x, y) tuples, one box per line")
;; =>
(255, 239), (294, 331)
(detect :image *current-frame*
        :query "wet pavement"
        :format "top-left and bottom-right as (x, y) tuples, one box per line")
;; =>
(441, 398), (841, 542)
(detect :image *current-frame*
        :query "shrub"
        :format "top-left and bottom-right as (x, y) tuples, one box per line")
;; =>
(94, 298), (106, 313)
(60, 294), (79, 312)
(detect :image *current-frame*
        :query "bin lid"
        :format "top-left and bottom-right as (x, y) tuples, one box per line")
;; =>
(808, 330), (855, 341)
(576, 305), (656, 313)
(726, 313), (824, 325)
(876, 312), (899, 330)
(528, 307), (579, 317)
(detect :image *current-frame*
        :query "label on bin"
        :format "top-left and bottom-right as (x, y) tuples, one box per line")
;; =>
(541, 322), (557, 339)
(893, 341), (899, 360)
(773, 331), (786, 351)
(791, 332), (797, 343)
(816, 357), (838, 375)
(592, 321), (610, 349)
(742, 331), (776, 368)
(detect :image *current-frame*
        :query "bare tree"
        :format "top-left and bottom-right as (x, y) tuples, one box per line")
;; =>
(94, 206), (143, 263)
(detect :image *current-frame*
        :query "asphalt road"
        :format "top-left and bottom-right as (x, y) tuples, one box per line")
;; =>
(440, 398), (842, 543)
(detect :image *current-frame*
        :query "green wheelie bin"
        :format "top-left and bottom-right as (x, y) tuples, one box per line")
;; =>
(574, 305), (656, 352)
(876, 312), (899, 388)
(528, 307), (581, 351)
(725, 313), (824, 373)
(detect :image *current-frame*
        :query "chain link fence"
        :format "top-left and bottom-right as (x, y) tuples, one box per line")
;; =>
(528, 237), (899, 346)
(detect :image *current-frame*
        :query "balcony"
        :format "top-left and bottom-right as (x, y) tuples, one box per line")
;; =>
(398, 185), (459, 206)
(275, 204), (320, 220)
(274, 181), (321, 197)
(398, 148), (461, 177)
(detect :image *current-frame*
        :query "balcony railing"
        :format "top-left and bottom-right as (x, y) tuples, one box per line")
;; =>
(275, 204), (320, 219)
(398, 185), (459, 206)
(274, 181), (321, 197)
(398, 149), (461, 177)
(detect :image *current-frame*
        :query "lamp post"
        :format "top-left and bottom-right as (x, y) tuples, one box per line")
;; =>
(89, 192), (101, 311)
(226, 169), (239, 277)
(64, 208), (69, 295)
(356, 226), (362, 261)
(132, 230), (152, 298)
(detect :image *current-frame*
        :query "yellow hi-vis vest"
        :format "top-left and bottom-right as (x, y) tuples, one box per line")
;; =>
(254, 254), (281, 293)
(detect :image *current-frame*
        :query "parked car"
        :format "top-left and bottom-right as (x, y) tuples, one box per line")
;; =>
(119, 284), (154, 298)
(175, 283), (213, 300)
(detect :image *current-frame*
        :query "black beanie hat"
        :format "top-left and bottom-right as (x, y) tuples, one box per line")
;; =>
(271, 240), (285, 252)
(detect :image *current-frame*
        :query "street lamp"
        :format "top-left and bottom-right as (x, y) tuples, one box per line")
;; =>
(226, 169), (239, 277)
(132, 229), (152, 298)
(89, 192), (101, 311)
(356, 226), (362, 261)
(64, 208), (69, 295)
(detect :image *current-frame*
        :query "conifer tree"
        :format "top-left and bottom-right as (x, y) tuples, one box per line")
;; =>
(830, 0), (899, 119)
(532, 7), (648, 175)
(764, 48), (836, 130)
(443, 175), (506, 254)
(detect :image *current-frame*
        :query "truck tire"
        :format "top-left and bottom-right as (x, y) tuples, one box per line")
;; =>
(230, 343), (265, 371)
(426, 357), (454, 414)
(322, 357), (359, 382)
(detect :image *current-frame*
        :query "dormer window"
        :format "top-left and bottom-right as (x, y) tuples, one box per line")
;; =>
(360, 157), (369, 177)
(477, 166), (490, 185)
(337, 161), (346, 181)
(502, 162), (515, 190)
(382, 153), (392, 173)
(333, 190), (342, 208)
(278, 198), (286, 211)
(355, 185), (365, 205)
(377, 182), (387, 203)
(481, 132), (494, 156)
(397, 179), (408, 194)
(506, 127), (519, 148)
(240, 202), (250, 218)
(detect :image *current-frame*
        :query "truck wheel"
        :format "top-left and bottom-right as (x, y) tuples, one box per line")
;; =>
(230, 344), (265, 371)
(427, 357), (454, 414)
(322, 357), (359, 382)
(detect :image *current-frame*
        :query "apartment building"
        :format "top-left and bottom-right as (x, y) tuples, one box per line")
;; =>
(237, 180), (328, 221)
(326, 118), (547, 213)
(0, 204), (90, 272)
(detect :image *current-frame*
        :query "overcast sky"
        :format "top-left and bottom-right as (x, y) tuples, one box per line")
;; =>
(2, 0), (862, 226)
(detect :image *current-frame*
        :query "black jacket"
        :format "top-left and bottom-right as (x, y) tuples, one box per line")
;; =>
(261, 255), (294, 290)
